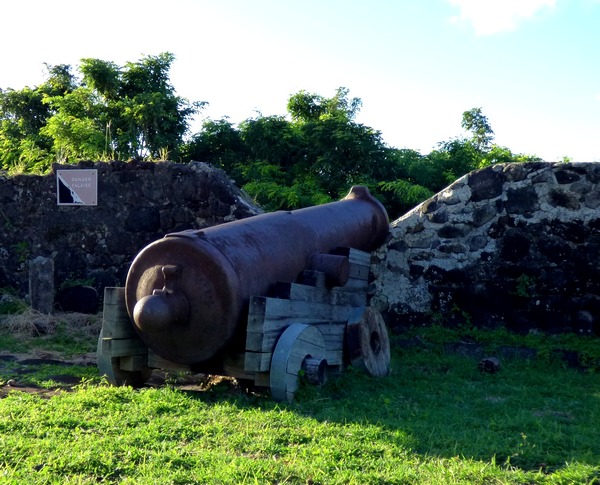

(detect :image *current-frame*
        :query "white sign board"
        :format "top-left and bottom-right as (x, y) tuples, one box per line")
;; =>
(56, 169), (98, 206)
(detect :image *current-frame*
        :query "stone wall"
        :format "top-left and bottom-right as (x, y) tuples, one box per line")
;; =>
(371, 162), (600, 336)
(0, 160), (261, 306)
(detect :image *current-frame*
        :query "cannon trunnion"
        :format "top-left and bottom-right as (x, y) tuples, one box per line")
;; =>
(98, 186), (391, 402)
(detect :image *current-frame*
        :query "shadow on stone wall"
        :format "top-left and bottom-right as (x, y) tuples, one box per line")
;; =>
(0, 160), (261, 310)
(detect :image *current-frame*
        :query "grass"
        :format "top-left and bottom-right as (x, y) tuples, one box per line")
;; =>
(0, 312), (599, 484)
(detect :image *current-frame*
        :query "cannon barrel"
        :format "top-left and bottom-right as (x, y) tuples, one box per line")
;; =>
(125, 186), (389, 365)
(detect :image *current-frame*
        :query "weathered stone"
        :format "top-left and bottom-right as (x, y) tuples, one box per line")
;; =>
(548, 189), (580, 210)
(584, 191), (600, 209)
(29, 256), (54, 314)
(473, 204), (498, 227)
(439, 189), (461, 205)
(469, 168), (504, 202)
(0, 161), (261, 302)
(570, 180), (592, 195)
(505, 186), (539, 214)
(438, 242), (466, 254)
(500, 230), (531, 262)
(421, 199), (438, 214)
(373, 162), (600, 336)
(502, 163), (530, 182)
(555, 169), (581, 184)
(586, 165), (600, 183)
(428, 208), (449, 224)
(406, 222), (425, 234)
(406, 236), (435, 249)
(438, 224), (470, 239)
(469, 235), (489, 251)
(532, 169), (556, 184)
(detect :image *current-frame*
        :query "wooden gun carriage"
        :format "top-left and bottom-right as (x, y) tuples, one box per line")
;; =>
(97, 186), (391, 402)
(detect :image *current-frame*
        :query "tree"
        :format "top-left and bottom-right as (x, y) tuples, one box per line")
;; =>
(0, 53), (204, 170)
(461, 107), (494, 151)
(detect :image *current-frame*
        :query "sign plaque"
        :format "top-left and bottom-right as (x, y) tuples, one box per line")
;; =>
(56, 169), (98, 206)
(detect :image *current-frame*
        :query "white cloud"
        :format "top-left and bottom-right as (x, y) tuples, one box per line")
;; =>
(449, 0), (556, 35)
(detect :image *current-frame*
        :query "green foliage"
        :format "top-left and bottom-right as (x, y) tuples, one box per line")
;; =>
(461, 107), (494, 151)
(2, 60), (545, 218)
(0, 53), (204, 168)
(378, 179), (434, 214)
(0, 287), (28, 314)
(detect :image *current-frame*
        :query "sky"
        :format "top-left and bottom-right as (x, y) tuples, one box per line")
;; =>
(1, 0), (599, 162)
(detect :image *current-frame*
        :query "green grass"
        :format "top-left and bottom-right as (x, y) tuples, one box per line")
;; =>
(0, 321), (599, 484)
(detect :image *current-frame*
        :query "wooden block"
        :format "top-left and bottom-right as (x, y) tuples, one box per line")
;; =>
(100, 338), (147, 358)
(325, 349), (343, 366)
(349, 263), (370, 281)
(147, 350), (191, 371)
(254, 372), (270, 387)
(330, 288), (367, 307)
(331, 247), (371, 265)
(223, 353), (255, 380)
(269, 281), (367, 309)
(245, 331), (265, 352)
(102, 313), (137, 340)
(244, 351), (272, 373)
(103, 287), (126, 306)
(120, 355), (148, 372)
(343, 277), (369, 291)
(249, 296), (267, 316)
(299, 270), (326, 288)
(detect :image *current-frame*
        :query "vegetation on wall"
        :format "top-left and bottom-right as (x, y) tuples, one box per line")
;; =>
(0, 52), (541, 218)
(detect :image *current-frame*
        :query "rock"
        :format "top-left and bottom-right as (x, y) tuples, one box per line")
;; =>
(478, 357), (501, 373)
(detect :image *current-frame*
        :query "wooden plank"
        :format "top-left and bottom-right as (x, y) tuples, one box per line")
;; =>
(147, 350), (191, 371)
(332, 247), (371, 265)
(103, 286), (126, 306)
(101, 286), (138, 339)
(120, 355), (148, 372)
(343, 277), (369, 291)
(247, 298), (356, 330)
(245, 331), (266, 352)
(273, 280), (367, 305)
(325, 350), (343, 366)
(222, 353), (255, 380)
(254, 372), (270, 387)
(103, 302), (130, 321)
(298, 270), (327, 288)
(249, 296), (267, 317)
(349, 263), (370, 281)
(100, 338), (147, 358)
(282, 283), (331, 304)
(245, 347), (343, 372)
(244, 351), (272, 373)
(330, 288), (367, 307)
(102, 311), (137, 339)
(246, 322), (344, 353)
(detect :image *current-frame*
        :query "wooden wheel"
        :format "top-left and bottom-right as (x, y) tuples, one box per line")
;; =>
(97, 329), (151, 387)
(345, 307), (391, 377)
(270, 324), (327, 402)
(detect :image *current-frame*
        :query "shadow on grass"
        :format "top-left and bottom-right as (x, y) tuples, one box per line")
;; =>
(175, 340), (600, 475)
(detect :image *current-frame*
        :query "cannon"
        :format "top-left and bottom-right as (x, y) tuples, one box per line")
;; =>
(97, 186), (391, 401)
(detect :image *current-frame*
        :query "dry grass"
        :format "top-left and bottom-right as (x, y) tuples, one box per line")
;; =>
(0, 308), (101, 337)
(0, 308), (102, 358)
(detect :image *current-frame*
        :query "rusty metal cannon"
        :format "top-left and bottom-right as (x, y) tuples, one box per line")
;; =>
(97, 186), (392, 401)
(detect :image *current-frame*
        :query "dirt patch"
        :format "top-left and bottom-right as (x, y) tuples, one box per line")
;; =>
(0, 351), (256, 399)
(0, 351), (97, 398)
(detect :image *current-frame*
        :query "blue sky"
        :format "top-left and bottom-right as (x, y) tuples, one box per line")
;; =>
(2, 0), (599, 162)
